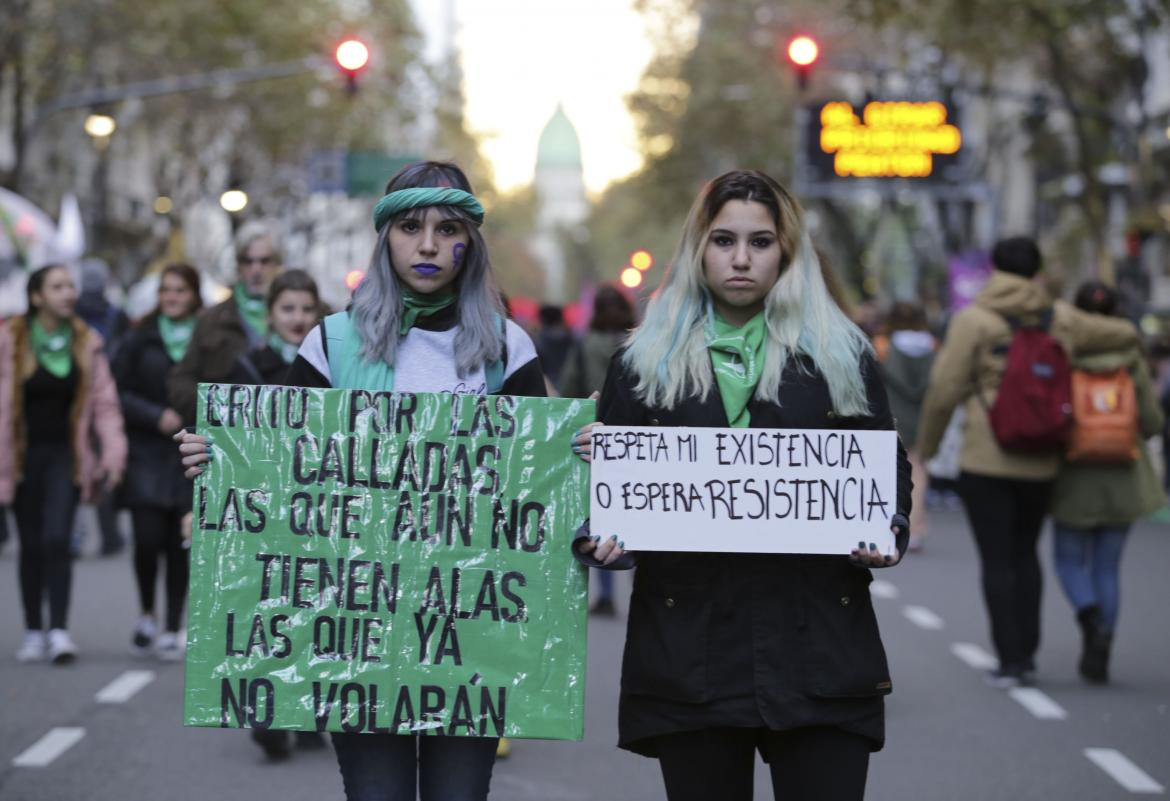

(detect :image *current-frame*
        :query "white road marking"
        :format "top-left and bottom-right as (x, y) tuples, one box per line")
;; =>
(902, 605), (944, 630)
(951, 642), (998, 671)
(1008, 687), (1068, 720)
(12, 727), (86, 767)
(869, 579), (899, 599)
(1084, 748), (1164, 794)
(96, 670), (155, 703)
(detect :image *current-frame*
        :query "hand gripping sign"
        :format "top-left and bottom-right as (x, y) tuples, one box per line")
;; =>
(184, 384), (593, 740)
(589, 426), (898, 555)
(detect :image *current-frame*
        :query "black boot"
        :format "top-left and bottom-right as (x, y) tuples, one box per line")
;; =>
(1076, 606), (1110, 684)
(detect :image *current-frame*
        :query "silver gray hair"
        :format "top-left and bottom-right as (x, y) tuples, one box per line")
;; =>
(349, 205), (505, 374)
(234, 219), (284, 264)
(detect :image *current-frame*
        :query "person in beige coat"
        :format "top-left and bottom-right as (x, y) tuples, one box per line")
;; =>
(917, 238), (1138, 686)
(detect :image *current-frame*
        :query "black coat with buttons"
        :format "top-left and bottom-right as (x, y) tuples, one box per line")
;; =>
(595, 349), (912, 756)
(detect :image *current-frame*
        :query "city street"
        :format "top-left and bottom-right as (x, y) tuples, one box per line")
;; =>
(0, 506), (1166, 800)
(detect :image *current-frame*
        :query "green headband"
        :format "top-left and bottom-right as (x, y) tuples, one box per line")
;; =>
(373, 187), (485, 232)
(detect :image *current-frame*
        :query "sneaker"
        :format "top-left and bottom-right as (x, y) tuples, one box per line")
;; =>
(251, 729), (292, 761)
(131, 616), (157, 656)
(46, 629), (78, 664)
(589, 598), (617, 617)
(16, 631), (46, 662)
(156, 631), (185, 662)
(985, 666), (1029, 689)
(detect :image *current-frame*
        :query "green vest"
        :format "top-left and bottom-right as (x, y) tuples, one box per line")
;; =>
(323, 311), (505, 393)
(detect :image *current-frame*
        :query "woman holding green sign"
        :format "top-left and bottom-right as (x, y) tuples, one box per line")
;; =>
(575, 170), (911, 801)
(179, 161), (547, 800)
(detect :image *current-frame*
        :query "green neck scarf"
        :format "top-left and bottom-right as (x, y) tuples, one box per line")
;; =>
(268, 332), (300, 364)
(158, 315), (195, 363)
(234, 283), (268, 338)
(30, 318), (74, 378)
(707, 311), (766, 428)
(399, 290), (457, 336)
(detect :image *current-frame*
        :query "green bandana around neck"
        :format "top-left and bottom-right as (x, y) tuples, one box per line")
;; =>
(268, 332), (300, 365)
(399, 290), (457, 336)
(707, 311), (767, 428)
(158, 315), (195, 363)
(373, 187), (485, 233)
(234, 283), (268, 338)
(30, 318), (74, 378)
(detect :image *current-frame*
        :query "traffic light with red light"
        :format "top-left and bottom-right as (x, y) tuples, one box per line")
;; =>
(334, 38), (370, 94)
(785, 35), (819, 91)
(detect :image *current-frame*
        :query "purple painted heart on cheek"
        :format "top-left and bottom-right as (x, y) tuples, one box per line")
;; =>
(453, 243), (466, 269)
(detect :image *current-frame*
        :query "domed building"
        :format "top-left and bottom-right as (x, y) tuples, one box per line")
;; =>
(530, 104), (588, 303)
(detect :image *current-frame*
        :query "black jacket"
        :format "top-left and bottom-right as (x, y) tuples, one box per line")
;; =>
(591, 350), (911, 755)
(112, 315), (191, 509)
(169, 294), (259, 424)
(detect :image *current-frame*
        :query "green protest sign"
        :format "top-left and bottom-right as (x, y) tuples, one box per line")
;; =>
(183, 385), (593, 740)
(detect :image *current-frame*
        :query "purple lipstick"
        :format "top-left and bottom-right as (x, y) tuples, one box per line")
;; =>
(412, 263), (441, 276)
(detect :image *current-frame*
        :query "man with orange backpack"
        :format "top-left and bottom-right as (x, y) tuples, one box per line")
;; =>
(1049, 282), (1164, 685)
(918, 238), (1139, 687)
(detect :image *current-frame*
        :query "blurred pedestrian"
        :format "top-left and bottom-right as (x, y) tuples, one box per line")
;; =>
(222, 269), (321, 387)
(575, 170), (911, 801)
(113, 264), (203, 661)
(0, 264), (127, 663)
(1050, 281), (1165, 684)
(187, 268), (322, 758)
(535, 304), (574, 390)
(74, 257), (131, 556)
(878, 302), (935, 551)
(168, 220), (283, 423)
(918, 237), (1139, 687)
(179, 161), (551, 798)
(560, 284), (635, 616)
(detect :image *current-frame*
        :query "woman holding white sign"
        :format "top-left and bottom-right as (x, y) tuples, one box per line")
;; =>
(179, 161), (548, 801)
(575, 170), (911, 801)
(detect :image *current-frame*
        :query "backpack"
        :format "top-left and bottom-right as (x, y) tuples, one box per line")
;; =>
(1065, 367), (1139, 463)
(983, 311), (1073, 452)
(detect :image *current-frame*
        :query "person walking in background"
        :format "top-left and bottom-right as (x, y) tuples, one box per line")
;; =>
(878, 302), (935, 552)
(560, 284), (636, 616)
(534, 304), (575, 391)
(0, 264), (127, 663)
(1049, 281), (1165, 684)
(576, 170), (911, 801)
(918, 237), (1139, 687)
(218, 269), (322, 387)
(177, 268), (323, 759)
(168, 220), (283, 423)
(113, 263), (203, 660)
(75, 257), (131, 556)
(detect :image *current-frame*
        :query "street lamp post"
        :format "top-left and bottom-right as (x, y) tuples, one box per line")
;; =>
(83, 112), (117, 254)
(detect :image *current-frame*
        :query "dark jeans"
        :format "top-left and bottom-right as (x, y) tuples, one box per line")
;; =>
(957, 471), (1052, 670)
(331, 733), (497, 801)
(131, 507), (190, 632)
(655, 726), (871, 801)
(1052, 523), (1129, 633)
(13, 443), (81, 631)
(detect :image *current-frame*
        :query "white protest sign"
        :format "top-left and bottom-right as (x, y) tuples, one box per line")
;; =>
(589, 426), (898, 555)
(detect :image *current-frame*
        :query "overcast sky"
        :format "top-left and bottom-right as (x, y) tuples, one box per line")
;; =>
(411, 0), (655, 194)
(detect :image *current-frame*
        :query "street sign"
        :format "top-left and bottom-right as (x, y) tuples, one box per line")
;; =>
(345, 153), (420, 197)
(799, 100), (969, 195)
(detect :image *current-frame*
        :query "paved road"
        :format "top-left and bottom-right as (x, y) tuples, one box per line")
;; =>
(0, 507), (1167, 800)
